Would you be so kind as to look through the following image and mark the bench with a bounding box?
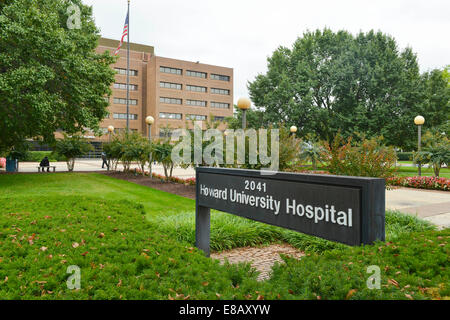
[37,166,56,173]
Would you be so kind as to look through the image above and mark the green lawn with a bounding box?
[394,166,450,178]
[0,173,448,300]
[0,173,193,217]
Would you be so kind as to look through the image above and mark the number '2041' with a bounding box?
[244,180,267,192]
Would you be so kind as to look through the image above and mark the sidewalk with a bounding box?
[386,188,450,229]
[14,159,196,178]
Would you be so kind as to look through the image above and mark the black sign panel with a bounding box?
[195,168,385,256]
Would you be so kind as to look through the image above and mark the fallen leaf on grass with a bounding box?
[346,289,357,300]
[405,294,414,300]
[81,251,88,256]
[72,242,79,248]
[388,279,399,287]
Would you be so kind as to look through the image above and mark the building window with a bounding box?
[186,114,207,121]
[211,74,230,82]
[115,128,138,134]
[211,88,230,95]
[211,102,230,109]
[212,116,226,121]
[160,82,182,90]
[186,99,207,107]
[186,70,207,79]
[114,83,138,91]
[186,85,207,93]
[160,66,182,75]
[113,98,138,105]
[159,97,182,105]
[113,113,138,120]
[159,129,182,138]
[159,112,182,120]
[114,68,138,76]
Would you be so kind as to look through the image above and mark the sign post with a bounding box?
[195,167,385,257]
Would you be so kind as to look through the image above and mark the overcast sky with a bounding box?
[82,0,449,105]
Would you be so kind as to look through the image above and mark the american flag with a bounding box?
[114,10,129,56]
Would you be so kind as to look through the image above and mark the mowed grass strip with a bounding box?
[0,173,194,217]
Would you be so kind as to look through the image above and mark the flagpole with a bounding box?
[126,0,130,133]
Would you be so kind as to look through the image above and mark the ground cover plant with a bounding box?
[0,173,448,300]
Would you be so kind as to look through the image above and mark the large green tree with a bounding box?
[0,0,116,152]
[248,29,447,149]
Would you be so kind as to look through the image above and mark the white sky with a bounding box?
[82,0,449,105]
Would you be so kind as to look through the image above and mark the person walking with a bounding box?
[101,152,109,169]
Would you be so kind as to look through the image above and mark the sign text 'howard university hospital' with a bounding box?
[195,168,385,256]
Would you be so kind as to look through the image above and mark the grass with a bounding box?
[0,173,448,300]
[0,173,193,217]
[150,210,436,253]
[394,166,450,178]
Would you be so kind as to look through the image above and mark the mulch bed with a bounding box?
[101,171,196,200]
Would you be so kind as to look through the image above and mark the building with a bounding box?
[96,38,234,140]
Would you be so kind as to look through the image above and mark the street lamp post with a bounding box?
[237,98,251,130]
[107,125,114,171]
[414,115,425,176]
[145,116,155,178]
[290,125,298,136]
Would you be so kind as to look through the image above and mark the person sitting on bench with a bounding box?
[39,156,50,172]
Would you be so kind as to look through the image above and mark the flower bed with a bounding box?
[131,168,196,186]
[387,176,450,191]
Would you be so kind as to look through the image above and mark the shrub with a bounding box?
[397,152,414,161]
[413,131,450,177]
[174,123,301,172]
[103,132,151,174]
[298,140,324,170]
[322,134,397,179]
[53,134,92,171]
[152,139,175,180]
[24,151,65,162]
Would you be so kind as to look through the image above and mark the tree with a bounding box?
[152,139,175,180]
[120,132,151,175]
[248,29,443,149]
[419,67,450,129]
[225,105,268,130]
[299,140,323,170]
[0,0,116,152]
[54,134,92,171]
[414,131,450,177]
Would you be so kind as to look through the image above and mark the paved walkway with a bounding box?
[14,159,196,178]
[386,188,450,229]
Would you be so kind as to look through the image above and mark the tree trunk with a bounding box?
[433,164,440,177]
[67,158,75,172]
